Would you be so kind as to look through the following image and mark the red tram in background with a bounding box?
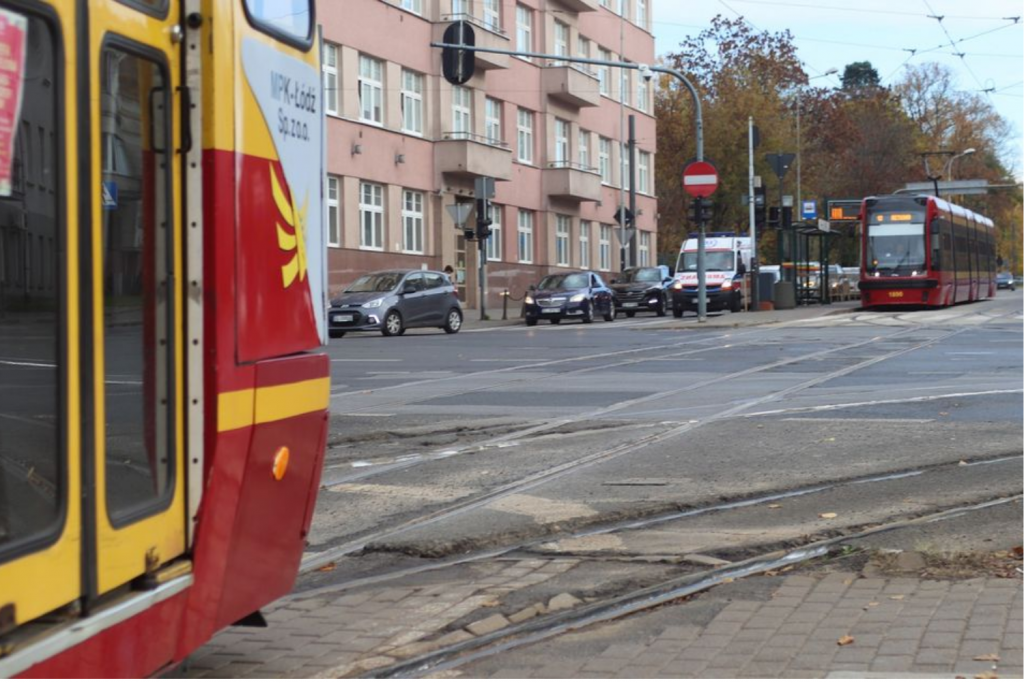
[859,194,997,308]
[0,0,329,677]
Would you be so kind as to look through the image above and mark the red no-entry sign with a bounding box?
[682,160,719,198]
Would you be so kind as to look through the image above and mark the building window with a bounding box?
[327,175,341,247]
[577,36,591,59]
[599,0,610,7]
[556,215,570,266]
[452,0,467,15]
[578,129,590,169]
[554,118,569,165]
[486,204,503,261]
[401,69,424,135]
[516,5,532,60]
[485,97,502,144]
[619,67,629,104]
[639,231,650,266]
[483,0,501,31]
[616,0,626,17]
[402,190,424,253]
[452,85,472,136]
[518,209,534,263]
[621,143,632,191]
[323,43,339,116]
[359,181,384,250]
[636,0,647,29]
[599,224,612,271]
[598,136,611,184]
[401,0,423,13]
[639,151,650,194]
[579,220,591,268]
[637,77,648,113]
[359,54,383,125]
[517,107,533,164]
[597,48,611,95]
[553,20,569,64]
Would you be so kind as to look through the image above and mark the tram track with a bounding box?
[361,493,1023,679]
[302,323,968,573]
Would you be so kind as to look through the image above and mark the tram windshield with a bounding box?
[678,251,734,272]
[867,223,926,275]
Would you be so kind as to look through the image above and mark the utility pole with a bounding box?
[474,176,494,321]
[628,115,637,267]
[748,117,758,311]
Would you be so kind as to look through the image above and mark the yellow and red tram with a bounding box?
[859,194,997,308]
[0,0,329,676]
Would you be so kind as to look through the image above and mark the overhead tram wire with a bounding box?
[922,0,990,92]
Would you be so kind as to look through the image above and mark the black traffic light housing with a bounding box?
[754,185,766,227]
[687,197,713,223]
[463,228,476,241]
[475,197,492,241]
[767,206,780,228]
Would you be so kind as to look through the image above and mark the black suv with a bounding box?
[610,265,673,317]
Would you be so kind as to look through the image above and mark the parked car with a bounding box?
[523,271,616,326]
[610,265,673,317]
[328,270,463,338]
[825,264,853,300]
[996,271,1016,291]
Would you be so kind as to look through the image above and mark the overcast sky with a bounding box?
[651,0,1024,178]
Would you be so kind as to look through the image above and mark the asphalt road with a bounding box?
[300,292,1023,587]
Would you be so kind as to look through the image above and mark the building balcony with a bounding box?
[549,0,599,12]
[542,64,601,108]
[543,162,602,202]
[435,133,512,181]
[433,15,509,71]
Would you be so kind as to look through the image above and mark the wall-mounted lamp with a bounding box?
[351,143,362,156]
[395,153,406,164]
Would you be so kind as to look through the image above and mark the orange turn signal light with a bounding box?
[272,446,290,481]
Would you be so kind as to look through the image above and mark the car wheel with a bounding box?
[655,296,667,317]
[443,308,463,334]
[603,301,615,322]
[582,301,594,324]
[673,306,683,318]
[625,310,636,318]
[525,317,537,327]
[381,310,404,337]
[328,330,346,339]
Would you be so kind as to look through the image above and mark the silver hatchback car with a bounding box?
[328,270,463,338]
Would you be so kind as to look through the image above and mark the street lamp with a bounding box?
[796,68,838,210]
[922,148,976,197]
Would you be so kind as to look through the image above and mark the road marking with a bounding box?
[944,351,994,355]
[0,359,56,368]
[331,359,401,362]
[470,358,551,362]
[743,389,1023,418]
[781,417,935,423]
[335,413,396,418]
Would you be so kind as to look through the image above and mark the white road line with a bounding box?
[781,417,935,423]
[742,389,1023,418]
[331,359,401,362]
[470,359,552,362]
[0,359,56,368]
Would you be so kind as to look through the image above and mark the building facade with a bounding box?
[318,0,657,309]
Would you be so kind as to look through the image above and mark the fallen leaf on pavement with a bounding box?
[721,577,734,584]
[973,654,1000,662]
[973,672,998,679]
[819,512,838,519]
[889,595,905,600]
[863,602,879,609]
[780,565,794,572]
[317,562,337,573]
[837,635,855,646]
[959,460,969,466]
[1012,546,1023,558]
[768,504,782,509]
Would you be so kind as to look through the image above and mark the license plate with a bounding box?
[542,307,560,314]
[623,302,638,308]
[333,314,354,322]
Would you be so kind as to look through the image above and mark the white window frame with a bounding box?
[616,0,626,18]
[639,231,650,267]
[636,0,647,29]
[359,182,384,250]
[485,97,502,145]
[483,0,501,31]
[577,36,590,60]
[401,69,424,136]
[598,136,611,184]
[578,129,590,169]
[639,151,650,194]
[402,189,425,254]
[486,204,503,261]
[599,224,612,271]
[452,85,472,137]
[517,107,533,164]
[637,77,648,113]
[619,67,629,104]
[579,220,591,268]
[452,0,467,15]
[555,215,570,267]
[359,54,384,125]
[326,175,341,247]
[518,209,534,264]
[400,0,423,14]
[553,20,569,64]
[516,5,532,61]
[597,48,611,96]
[554,118,569,165]
[323,43,339,117]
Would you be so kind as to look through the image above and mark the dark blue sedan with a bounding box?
[523,271,617,326]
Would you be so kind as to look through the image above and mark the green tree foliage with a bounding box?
[841,61,881,93]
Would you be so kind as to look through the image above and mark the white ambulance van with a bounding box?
[670,233,751,316]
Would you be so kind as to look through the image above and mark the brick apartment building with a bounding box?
[318,0,657,310]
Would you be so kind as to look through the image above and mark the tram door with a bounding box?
[87,0,187,597]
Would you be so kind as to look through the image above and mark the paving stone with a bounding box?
[928,619,968,634]
[580,657,632,673]
[466,613,510,636]
[877,639,920,656]
[508,603,545,624]
[631,652,676,669]
[921,631,962,648]
[600,643,648,660]
[739,660,788,676]
[868,655,915,672]
[657,625,702,641]
[547,592,583,611]
[915,647,958,665]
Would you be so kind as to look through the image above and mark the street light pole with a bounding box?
[796,68,837,210]
[921,148,975,198]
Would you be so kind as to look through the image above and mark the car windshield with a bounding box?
[345,273,403,293]
[538,273,589,290]
[622,267,662,283]
[678,251,733,272]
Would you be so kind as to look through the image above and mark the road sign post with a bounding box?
[683,160,719,323]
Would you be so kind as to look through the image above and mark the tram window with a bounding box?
[100,47,175,523]
[244,0,313,46]
[0,11,63,558]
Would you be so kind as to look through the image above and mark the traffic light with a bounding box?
[767,206,780,228]
[475,198,492,240]
[754,185,766,227]
[463,228,476,241]
[781,205,793,230]
[687,197,713,223]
